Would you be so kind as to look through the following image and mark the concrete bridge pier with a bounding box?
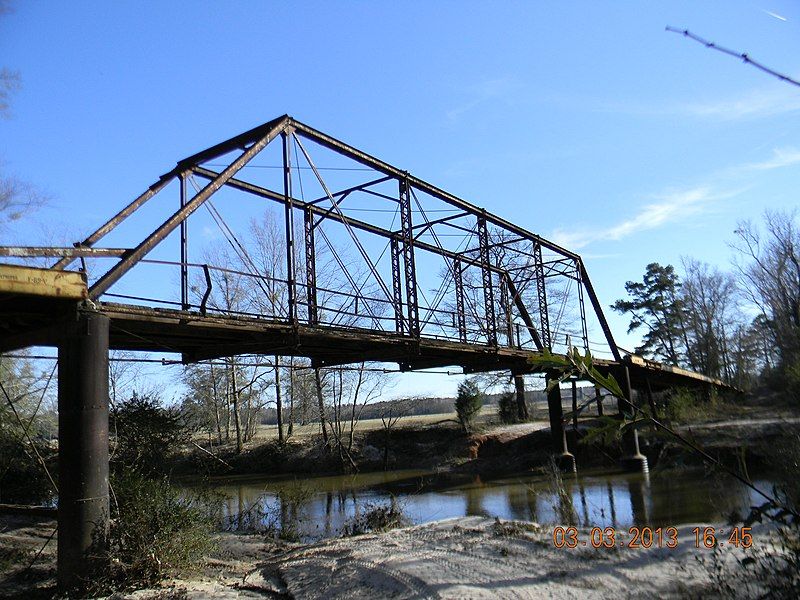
[57,310,111,591]
[618,366,648,475]
[546,374,576,473]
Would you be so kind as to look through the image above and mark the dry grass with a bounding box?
[247,407,506,443]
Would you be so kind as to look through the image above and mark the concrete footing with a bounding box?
[620,453,649,474]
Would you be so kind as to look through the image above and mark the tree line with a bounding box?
[611,210,799,395]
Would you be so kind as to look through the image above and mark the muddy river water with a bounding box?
[190,467,771,541]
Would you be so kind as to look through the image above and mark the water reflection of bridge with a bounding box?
[209,469,758,540]
[0,116,730,587]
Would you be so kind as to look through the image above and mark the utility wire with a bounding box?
[666,26,800,88]
[5,353,462,375]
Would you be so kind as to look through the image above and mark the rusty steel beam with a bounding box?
[399,178,420,338]
[306,175,393,209]
[282,130,297,324]
[503,273,544,350]
[577,259,620,361]
[303,208,318,325]
[477,215,497,346]
[190,166,507,275]
[175,114,291,171]
[533,242,551,350]
[52,172,177,270]
[179,173,189,310]
[1,247,130,258]
[290,118,580,261]
[89,120,288,299]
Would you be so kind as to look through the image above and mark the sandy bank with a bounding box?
[0,513,773,598]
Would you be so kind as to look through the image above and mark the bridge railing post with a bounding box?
[57,310,110,591]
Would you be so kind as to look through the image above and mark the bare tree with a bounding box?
[326,362,392,470]
[680,258,740,380]
[379,396,418,470]
[732,211,800,371]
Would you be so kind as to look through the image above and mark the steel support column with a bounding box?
[57,311,110,590]
[453,258,467,343]
[595,384,604,416]
[398,178,420,337]
[501,275,513,346]
[576,261,589,352]
[619,366,648,474]
[514,374,529,421]
[303,208,318,325]
[179,173,189,310]
[282,131,297,324]
[533,242,551,350]
[571,380,579,432]
[477,215,497,346]
[390,238,404,334]
[545,373,576,472]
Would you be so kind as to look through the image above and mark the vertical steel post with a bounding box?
[571,380,579,432]
[453,258,467,343]
[545,373,575,472]
[576,261,589,353]
[477,215,497,346]
[303,208,318,325]
[179,172,189,310]
[533,242,551,350]
[595,383,604,416]
[58,310,110,591]
[619,366,648,474]
[501,275,514,347]
[514,374,529,421]
[390,238,404,334]
[398,178,419,337]
[282,131,297,324]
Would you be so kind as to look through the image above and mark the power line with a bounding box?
[2,354,462,375]
[666,26,800,88]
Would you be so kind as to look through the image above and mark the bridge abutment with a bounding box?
[57,310,111,591]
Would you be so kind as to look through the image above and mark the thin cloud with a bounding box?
[593,87,800,121]
[445,77,521,121]
[551,186,735,250]
[744,147,800,171]
[550,143,800,251]
[678,88,800,120]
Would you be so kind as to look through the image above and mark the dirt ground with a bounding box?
[1,514,768,599]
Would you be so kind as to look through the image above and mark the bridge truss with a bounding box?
[1,114,620,371]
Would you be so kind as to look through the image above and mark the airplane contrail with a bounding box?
[763,9,787,22]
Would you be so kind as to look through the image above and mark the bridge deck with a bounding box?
[0,265,728,391]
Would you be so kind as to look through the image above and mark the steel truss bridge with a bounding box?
[0,115,727,588]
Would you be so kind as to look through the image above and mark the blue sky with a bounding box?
[2,1,799,399]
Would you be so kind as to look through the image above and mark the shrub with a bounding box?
[455,379,483,433]
[0,430,53,504]
[497,390,518,425]
[108,472,215,587]
[112,392,190,476]
[343,499,407,536]
[786,357,800,402]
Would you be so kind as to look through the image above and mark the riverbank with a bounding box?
[0,514,772,598]
[173,397,800,483]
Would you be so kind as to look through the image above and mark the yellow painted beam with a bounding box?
[0,264,87,300]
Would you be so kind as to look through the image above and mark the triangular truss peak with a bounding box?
[0,115,624,370]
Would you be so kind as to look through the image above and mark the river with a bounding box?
[188,467,770,542]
